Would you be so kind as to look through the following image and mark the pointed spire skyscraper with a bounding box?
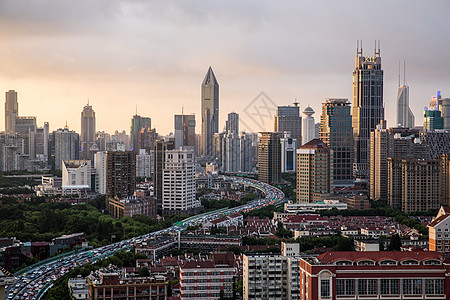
[201,67,219,157]
[396,61,415,128]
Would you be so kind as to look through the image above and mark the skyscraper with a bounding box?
[296,139,333,203]
[258,132,282,184]
[274,103,302,147]
[201,67,219,157]
[302,106,315,145]
[320,98,354,186]
[130,115,151,152]
[352,42,384,180]
[174,114,196,150]
[280,132,296,173]
[80,102,96,160]
[5,90,18,135]
[225,112,239,135]
[396,64,415,128]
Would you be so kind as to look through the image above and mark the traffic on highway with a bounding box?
[6,177,285,300]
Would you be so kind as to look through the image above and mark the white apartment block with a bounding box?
[62,160,92,189]
[162,149,198,213]
[244,243,300,300]
[94,151,107,194]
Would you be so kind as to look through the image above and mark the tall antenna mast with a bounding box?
[403,60,406,85]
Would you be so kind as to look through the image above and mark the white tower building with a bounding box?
[302,106,316,145]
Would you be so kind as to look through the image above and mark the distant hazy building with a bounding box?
[106,151,136,198]
[80,103,96,160]
[201,67,219,157]
[174,114,195,150]
[274,103,302,147]
[297,139,333,203]
[320,98,353,186]
[280,132,296,172]
[225,112,239,135]
[396,78,414,128]
[441,98,450,130]
[51,125,80,170]
[136,149,153,178]
[388,158,441,212]
[352,43,384,180]
[130,115,151,152]
[258,132,282,184]
[5,90,18,135]
[302,106,315,145]
[162,148,198,215]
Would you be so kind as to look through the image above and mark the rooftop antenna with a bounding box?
[403,60,406,85]
[87,98,89,106]
[135,104,138,116]
[357,40,363,56]
[398,61,401,87]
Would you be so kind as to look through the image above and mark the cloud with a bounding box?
[0,0,449,133]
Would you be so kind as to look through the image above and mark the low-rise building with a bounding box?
[107,192,156,219]
[180,252,237,300]
[86,266,168,300]
[299,251,450,299]
[68,276,89,300]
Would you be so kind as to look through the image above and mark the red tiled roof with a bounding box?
[428,214,450,227]
[316,251,443,264]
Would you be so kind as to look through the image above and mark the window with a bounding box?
[336,279,355,296]
[357,260,375,266]
[403,279,422,295]
[380,279,399,295]
[320,279,331,298]
[402,260,419,265]
[358,279,377,295]
[425,279,444,295]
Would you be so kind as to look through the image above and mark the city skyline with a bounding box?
[0,1,449,135]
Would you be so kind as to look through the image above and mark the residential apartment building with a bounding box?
[428,206,450,253]
[106,151,136,198]
[162,149,198,215]
[258,132,282,184]
[297,139,333,203]
[388,158,441,212]
[179,253,236,300]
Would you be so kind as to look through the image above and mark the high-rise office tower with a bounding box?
[258,132,282,184]
[51,124,80,170]
[80,103,96,160]
[130,115,151,152]
[5,90,18,135]
[296,139,333,203]
[302,106,315,145]
[274,103,302,147]
[174,114,196,149]
[320,98,354,186]
[154,139,175,209]
[225,112,239,135]
[396,63,414,128]
[137,128,157,154]
[162,149,198,215]
[106,151,136,198]
[352,42,384,180]
[201,67,219,157]
[280,132,296,173]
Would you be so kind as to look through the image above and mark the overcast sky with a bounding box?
[0,0,449,135]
